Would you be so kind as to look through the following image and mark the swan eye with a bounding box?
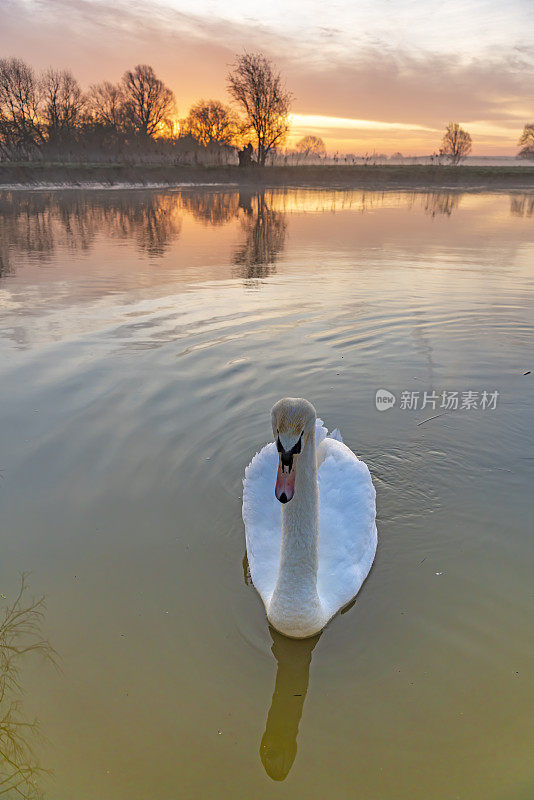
[291,436,302,455]
[276,436,283,453]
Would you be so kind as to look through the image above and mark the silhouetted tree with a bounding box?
[517,123,534,159]
[121,64,176,137]
[0,58,42,157]
[87,81,125,130]
[227,52,292,166]
[439,122,472,165]
[296,135,325,158]
[41,69,85,143]
[182,99,240,147]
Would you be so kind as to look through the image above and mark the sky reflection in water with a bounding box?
[0,188,533,799]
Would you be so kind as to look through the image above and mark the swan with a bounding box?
[242,397,377,638]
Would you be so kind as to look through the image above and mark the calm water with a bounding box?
[0,188,533,799]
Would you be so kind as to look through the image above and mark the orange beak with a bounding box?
[275,456,297,503]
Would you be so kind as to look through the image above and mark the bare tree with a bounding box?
[182,99,240,147]
[296,135,325,158]
[0,58,42,157]
[227,52,292,166]
[439,122,472,165]
[41,69,85,142]
[121,64,176,137]
[87,81,125,130]
[517,123,534,159]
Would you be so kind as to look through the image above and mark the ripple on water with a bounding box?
[1,188,533,799]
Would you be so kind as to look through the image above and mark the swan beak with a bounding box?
[275,456,297,503]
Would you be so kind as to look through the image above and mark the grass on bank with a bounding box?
[1,162,534,189]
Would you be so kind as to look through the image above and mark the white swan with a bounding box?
[242,397,377,638]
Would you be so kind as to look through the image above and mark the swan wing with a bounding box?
[242,442,281,607]
[243,421,376,617]
[317,438,377,619]
[315,417,329,446]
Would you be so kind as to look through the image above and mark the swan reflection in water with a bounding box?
[0,574,55,799]
[242,552,320,781]
[260,627,321,781]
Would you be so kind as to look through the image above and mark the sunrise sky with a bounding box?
[2,0,533,155]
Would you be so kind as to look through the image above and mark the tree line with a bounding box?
[0,60,174,158]
[1,52,533,164]
[0,52,294,164]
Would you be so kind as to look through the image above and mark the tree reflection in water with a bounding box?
[180,191,240,226]
[0,192,182,274]
[0,575,56,799]
[510,194,534,217]
[233,191,287,281]
[421,192,462,217]
[0,188,475,282]
[260,627,321,781]
[110,197,182,257]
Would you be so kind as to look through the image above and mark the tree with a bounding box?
[87,81,125,130]
[182,99,239,147]
[121,64,176,137]
[41,69,85,142]
[518,123,534,159]
[439,122,472,165]
[0,57,42,157]
[296,135,325,158]
[227,52,292,166]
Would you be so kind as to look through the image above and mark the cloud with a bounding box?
[290,114,437,132]
[288,47,534,127]
[1,0,533,153]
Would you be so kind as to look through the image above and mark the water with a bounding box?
[0,187,533,799]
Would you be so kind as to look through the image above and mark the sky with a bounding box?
[2,0,534,154]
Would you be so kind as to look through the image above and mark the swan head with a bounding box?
[271,398,316,504]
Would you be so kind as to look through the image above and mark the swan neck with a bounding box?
[268,429,323,636]
[281,430,319,562]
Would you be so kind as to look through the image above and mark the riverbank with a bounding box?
[1,162,534,190]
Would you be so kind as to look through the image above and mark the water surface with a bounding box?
[0,187,533,799]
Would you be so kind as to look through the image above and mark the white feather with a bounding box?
[243,418,377,626]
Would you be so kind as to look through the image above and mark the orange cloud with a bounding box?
[1,0,532,155]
